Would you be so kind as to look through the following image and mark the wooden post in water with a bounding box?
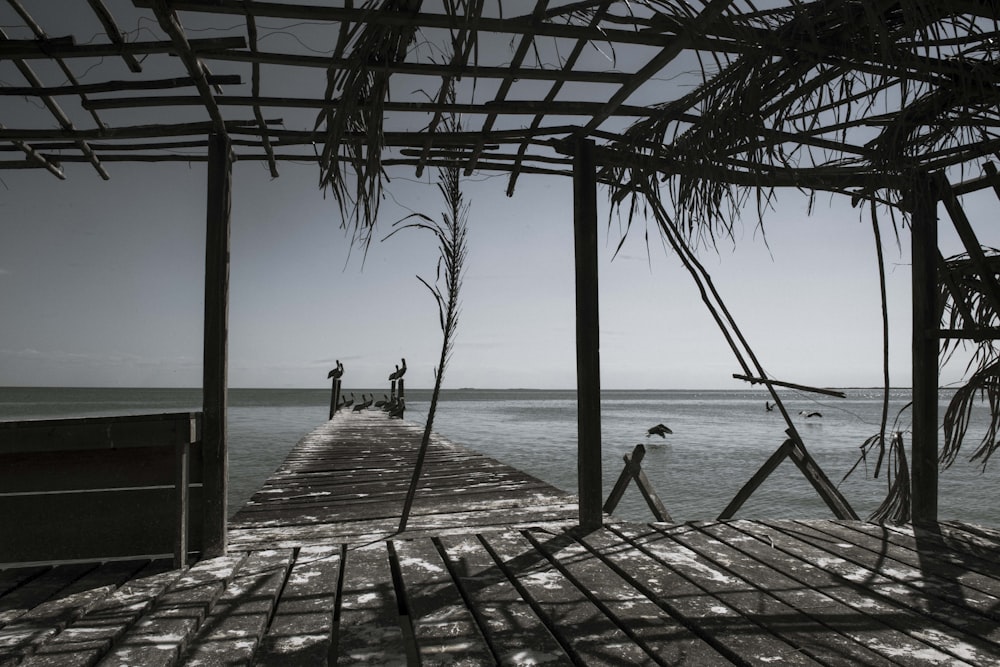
[398,378,405,416]
[911,173,939,524]
[573,136,602,531]
[329,377,341,419]
[202,133,231,557]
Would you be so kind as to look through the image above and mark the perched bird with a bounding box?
[375,394,389,408]
[396,358,407,379]
[647,423,673,438]
[388,397,405,418]
[353,394,368,412]
[388,364,400,381]
[799,410,822,418]
[341,393,355,409]
[327,360,344,379]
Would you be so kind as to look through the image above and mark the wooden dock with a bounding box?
[4,412,1000,665]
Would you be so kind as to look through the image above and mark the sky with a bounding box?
[1,2,997,391]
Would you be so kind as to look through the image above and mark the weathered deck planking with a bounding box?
[4,412,1000,664]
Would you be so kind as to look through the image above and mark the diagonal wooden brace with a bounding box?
[603,444,673,522]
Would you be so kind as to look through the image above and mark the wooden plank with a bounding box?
[0,442,203,492]
[0,560,148,666]
[699,520,969,665]
[525,527,729,664]
[391,537,494,665]
[729,519,989,664]
[0,412,199,454]
[19,560,179,667]
[481,530,652,662]
[98,551,248,666]
[0,564,96,628]
[0,488,202,562]
[772,520,1000,651]
[810,521,1000,605]
[255,544,342,665]
[180,549,293,665]
[435,534,571,665]
[335,542,408,662]
[663,522,897,666]
[583,525,816,664]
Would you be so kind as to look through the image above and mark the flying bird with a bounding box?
[799,410,822,418]
[765,401,774,412]
[647,423,673,438]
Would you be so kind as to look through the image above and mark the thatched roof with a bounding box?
[4,0,999,227]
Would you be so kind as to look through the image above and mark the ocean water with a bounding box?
[2,386,998,525]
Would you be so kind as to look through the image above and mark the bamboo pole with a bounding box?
[574,136,602,532]
[201,133,232,557]
[911,173,939,524]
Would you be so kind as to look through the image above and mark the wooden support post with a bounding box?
[911,173,939,524]
[398,378,405,416]
[574,136,602,531]
[329,378,341,419]
[391,379,397,400]
[173,437,190,569]
[202,132,231,557]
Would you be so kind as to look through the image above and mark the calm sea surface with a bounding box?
[2,386,998,525]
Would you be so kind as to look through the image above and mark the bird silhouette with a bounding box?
[765,401,774,412]
[388,397,405,418]
[353,393,368,411]
[341,393,355,409]
[388,364,400,381]
[374,394,389,408]
[396,358,407,379]
[647,423,673,438]
[799,410,822,418]
[327,360,344,379]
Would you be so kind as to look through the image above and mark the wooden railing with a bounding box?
[0,412,202,567]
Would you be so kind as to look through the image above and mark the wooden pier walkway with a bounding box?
[4,412,1000,665]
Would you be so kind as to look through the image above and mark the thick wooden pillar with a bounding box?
[202,133,231,556]
[573,136,602,531]
[911,173,938,524]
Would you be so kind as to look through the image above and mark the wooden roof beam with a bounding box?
[132,0,706,50]
[504,0,613,195]
[0,123,64,179]
[147,0,227,134]
[87,0,143,72]
[0,75,242,97]
[7,0,109,131]
[242,0,278,178]
[0,26,109,179]
[0,36,246,59]
[204,48,632,83]
[463,0,550,176]
[582,0,735,135]
[413,0,484,178]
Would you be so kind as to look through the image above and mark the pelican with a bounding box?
[374,394,389,408]
[799,410,822,418]
[388,364,400,381]
[388,397,405,418]
[396,358,407,378]
[341,393,355,409]
[327,360,344,379]
[647,423,673,438]
[353,393,368,411]
[765,401,774,412]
